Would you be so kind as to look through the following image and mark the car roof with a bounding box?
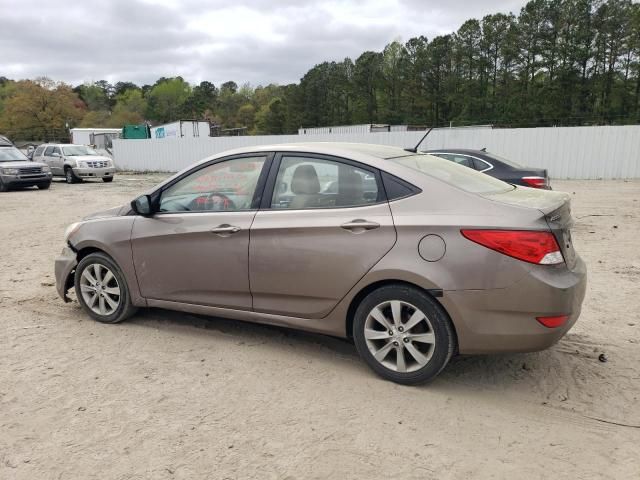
[215,142,419,160]
[425,148,487,155]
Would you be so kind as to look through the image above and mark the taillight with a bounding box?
[536,315,569,328]
[460,229,564,265]
[521,176,547,188]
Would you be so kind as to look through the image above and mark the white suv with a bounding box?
[33,144,116,184]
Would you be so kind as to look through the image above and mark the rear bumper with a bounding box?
[441,256,587,354]
[55,246,77,302]
[1,173,52,186]
[72,167,115,179]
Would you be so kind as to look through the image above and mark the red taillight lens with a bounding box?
[460,229,564,265]
[522,176,547,188]
[536,315,569,328]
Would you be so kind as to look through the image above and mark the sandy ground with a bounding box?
[1,175,639,480]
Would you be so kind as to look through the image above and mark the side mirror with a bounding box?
[131,195,154,216]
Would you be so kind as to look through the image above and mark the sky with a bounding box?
[1,0,528,88]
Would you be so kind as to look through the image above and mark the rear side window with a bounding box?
[271,156,380,209]
[391,154,513,195]
[382,172,419,201]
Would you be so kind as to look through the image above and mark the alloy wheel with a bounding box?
[364,300,436,373]
[79,263,121,316]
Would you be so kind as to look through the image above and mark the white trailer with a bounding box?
[150,120,211,139]
[70,128,121,145]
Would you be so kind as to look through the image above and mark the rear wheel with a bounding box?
[353,285,455,385]
[65,167,80,184]
[102,177,113,183]
[74,252,137,323]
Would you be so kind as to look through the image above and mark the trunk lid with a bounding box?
[482,186,576,268]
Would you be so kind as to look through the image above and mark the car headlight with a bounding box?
[77,161,88,168]
[1,168,19,175]
[42,165,51,173]
[64,222,82,241]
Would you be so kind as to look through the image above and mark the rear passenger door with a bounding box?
[249,153,397,318]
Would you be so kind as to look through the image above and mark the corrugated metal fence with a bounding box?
[112,125,640,179]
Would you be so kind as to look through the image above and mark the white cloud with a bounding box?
[0,0,528,86]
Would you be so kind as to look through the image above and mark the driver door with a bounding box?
[131,154,270,310]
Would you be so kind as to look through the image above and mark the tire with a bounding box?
[74,252,138,324]
[102,177,113,183]
[65,167,80,184]
[353,284,456,385]
[37,182,51,190]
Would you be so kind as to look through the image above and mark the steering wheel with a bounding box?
[188,192,237,211]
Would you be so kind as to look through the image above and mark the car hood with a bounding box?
[0,161,48,169]
[83,205,128,220]
[482,185,570,215]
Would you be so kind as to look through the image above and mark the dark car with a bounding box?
[425,149,551,189]
[0,135,53,191]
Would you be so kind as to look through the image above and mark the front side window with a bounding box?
[271,156,380,210]
[52,147,61,156]
[159,156,266,213]
[44,146,54,156]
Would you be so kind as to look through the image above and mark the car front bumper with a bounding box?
[441,256,587,354]
[72,167,115,179]
[55,246,78,302]
[1,172,52,186]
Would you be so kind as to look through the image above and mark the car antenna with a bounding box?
[404,126,434,153]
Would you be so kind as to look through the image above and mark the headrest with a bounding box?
[291,165,321,195]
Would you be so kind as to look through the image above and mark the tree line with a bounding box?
[1,0,639,141]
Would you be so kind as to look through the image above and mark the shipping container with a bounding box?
[150,120,211,139]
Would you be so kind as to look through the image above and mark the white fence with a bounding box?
[111,125,640,179]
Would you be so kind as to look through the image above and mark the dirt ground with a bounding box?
[1,175,639,480]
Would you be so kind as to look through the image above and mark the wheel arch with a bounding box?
[345,279,458,349]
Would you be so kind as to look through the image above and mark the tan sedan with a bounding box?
[55,143,587,384]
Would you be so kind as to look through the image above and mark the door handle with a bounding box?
[210,224,241,235]
[340,219,380,232]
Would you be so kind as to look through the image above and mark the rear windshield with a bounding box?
[484,151,523,168]
[391,154,514,194]
[0,147,28,162]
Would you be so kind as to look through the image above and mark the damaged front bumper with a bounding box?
[55,245,77,302]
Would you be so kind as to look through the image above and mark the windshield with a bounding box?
[0,147,29,162]
[62,146,98,156]
[391,153,514,194]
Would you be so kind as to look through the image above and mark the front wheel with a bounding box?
[74,252,137,323]
[65,168,80,184]
[37,182,51,190]
[0,179,8,192]
[102,177,113,183]
[353,285,456,385]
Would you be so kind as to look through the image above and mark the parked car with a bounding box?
[32,144,115,184]
[0,136,52,191]
[426,149,551,189]
[55,143,586,384]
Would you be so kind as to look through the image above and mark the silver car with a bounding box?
[33,144,115,184]
[55,143,587,384]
